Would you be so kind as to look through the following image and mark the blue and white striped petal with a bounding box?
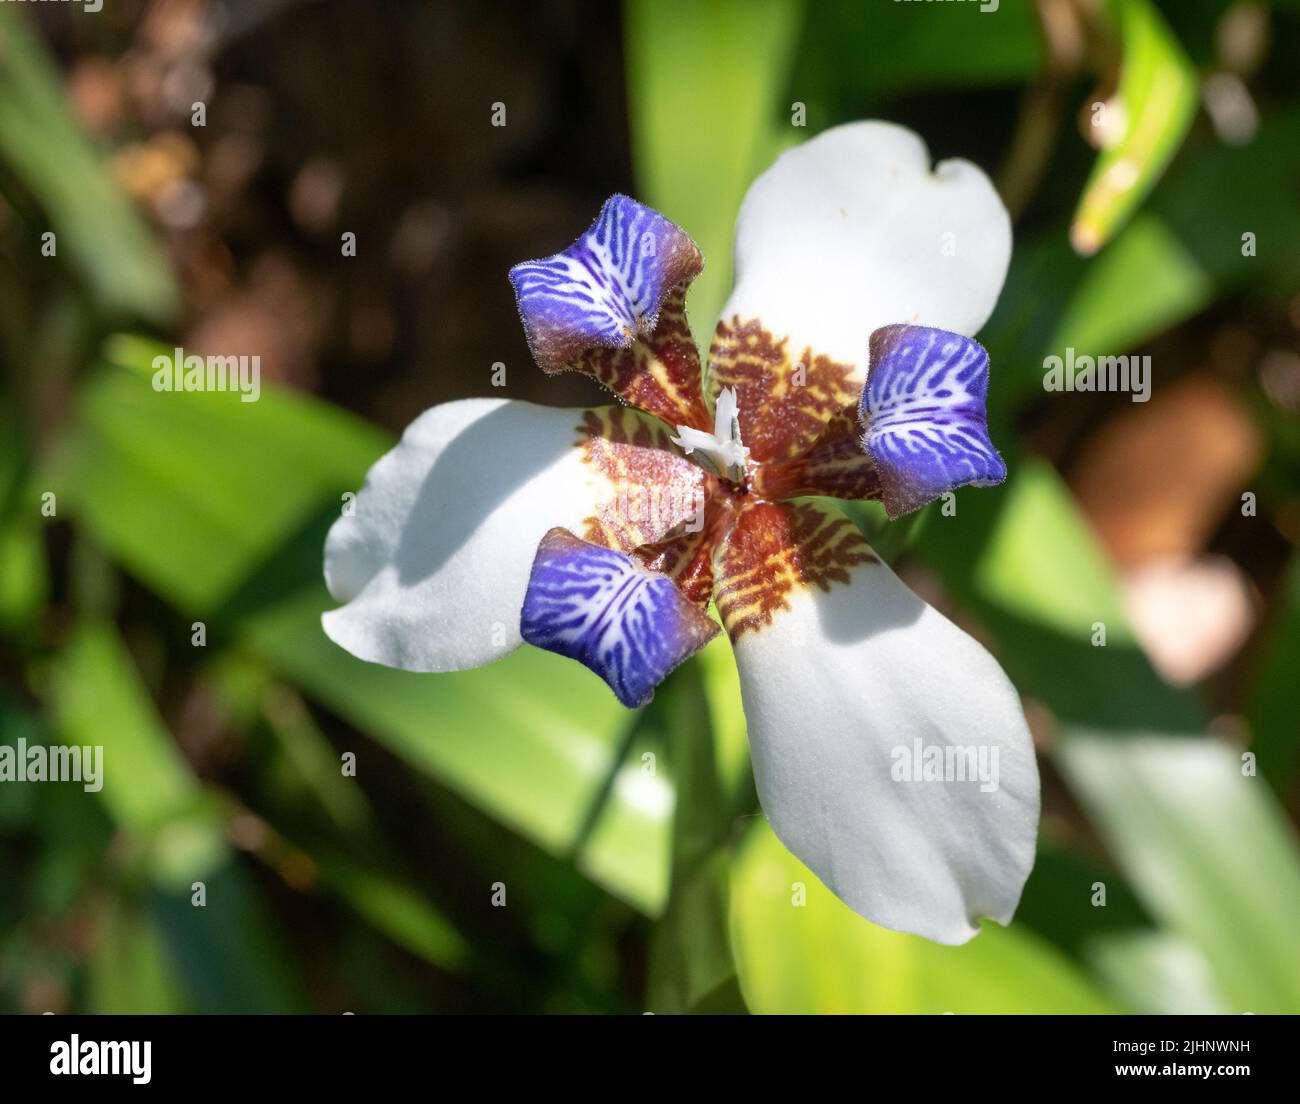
[508,195,703,372]
[520,528,718,709]
[861,324,1007,519]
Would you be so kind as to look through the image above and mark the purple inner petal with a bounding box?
[520,528,717,709]
[860,324,1007,518]
[508,194,701,371]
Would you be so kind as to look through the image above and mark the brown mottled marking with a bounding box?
[752,406,881,501]
[566,284,713,431]
[563,309,891,642]
[712,500,877,638]
[576,407,712,552]
[708,316,860,464]
[634,495,735,607]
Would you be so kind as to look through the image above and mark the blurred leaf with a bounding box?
[695,632,751,804]
[916,460,1203,730]
[647,663,744,1014]
[1087,930,1229,1015]
[87,898,185,1015]
[237,575,670,913]
[0,409,45,634]
[0,16,178,322]
[1151,107,1300,295]
[1071,0,1198,255]
[50,622,223,880]
[255,680,377,837]
[625,0,804,345]
[0,695,42,830]
[49,621,306,1011]
[149,864,306,1013]
[0,518,45,633]
[730,822,1116,1013]
[48,343,389,613]
[1246,554,1300,801]
[974,460,1134,643]
[986,106,1300,420]
[311,850,469,972]
[1057,731,1300,1012]
[796,0,1040,101]
[1049,212,1214,367]
[1013,835,1152,956]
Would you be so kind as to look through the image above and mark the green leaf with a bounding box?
[625,0,804,346]
[1070,0,1198,255]
[647,662,744,1013]
[49,622,222,877]
[796,0,1040,100]
[0,516,46,633]
[1057,731,1300,1012]
[973,460,1133,644]
[730,822,1116,1013]
[87,898,186,1015]
[984,107,1300,420]
[48,343,389,613]
[0,16,179,322]
[1047,212,1214,367]
[695,632,752,804]
[48,622,306,1011]
[1246,554,1300,801]
[916,460,1203,730]
[0,409,46,635]
[149,864,306,1013]
[1087,931,1229,1015]
[311,850,469,972]
[237,579,670,913]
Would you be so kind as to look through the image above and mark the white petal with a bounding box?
[722,121,1011,375]
[323,398,701,672]
[729,536,1039,945]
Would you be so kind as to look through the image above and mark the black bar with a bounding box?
[1,1013,1289,1089]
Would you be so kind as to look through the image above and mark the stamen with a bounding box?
[672,387,750,483]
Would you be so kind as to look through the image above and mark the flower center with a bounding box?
[670,387,751,486]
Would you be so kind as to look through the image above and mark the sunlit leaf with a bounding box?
[1070,0,1197,255]
[48,342,388,613]
[974,460,1133,644]
[731,822,1116,1013]
[625,0,804,344]
[1048,213,1213,366]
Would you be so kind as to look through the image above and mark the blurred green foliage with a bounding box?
[2,0,1299,1013]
